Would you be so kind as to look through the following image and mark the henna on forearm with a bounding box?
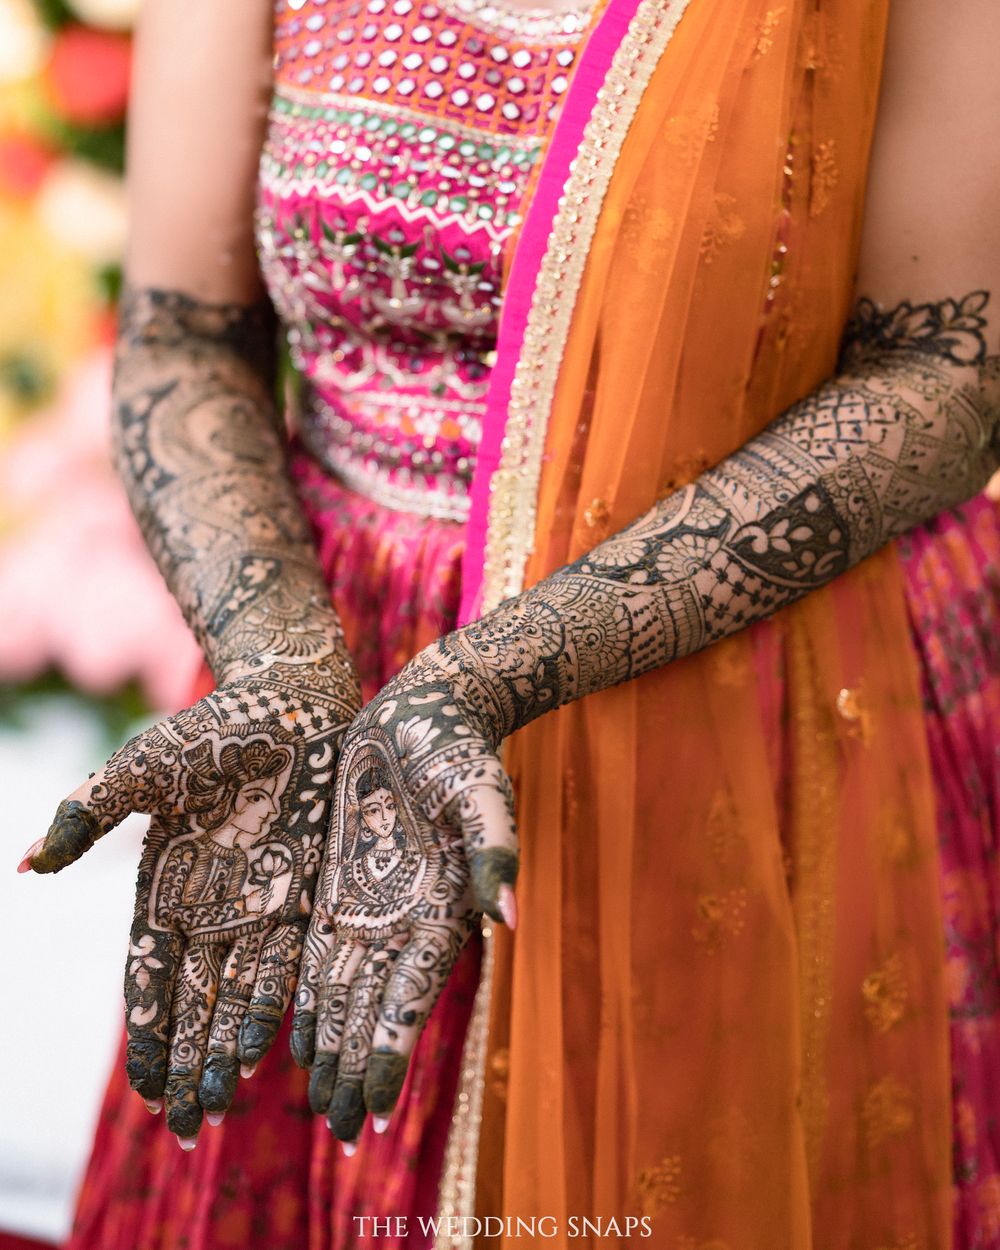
[297,291,1000,1135]
[435,291,1000,745]
[27,287,365,1143]
[113,286,347,686]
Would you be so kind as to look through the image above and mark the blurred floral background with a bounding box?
[0,2,199,1244]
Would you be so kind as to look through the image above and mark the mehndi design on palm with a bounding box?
[293,658,514,1141]
[35,652,354,1140]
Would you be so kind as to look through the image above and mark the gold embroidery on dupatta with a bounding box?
[788,626,837,1177]
[862,1077,915,1149]
[636,1154,682,1216]
[434,1,694,1243]
[861,952,909,1033]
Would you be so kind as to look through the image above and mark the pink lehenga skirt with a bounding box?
[66,453,1000,1250]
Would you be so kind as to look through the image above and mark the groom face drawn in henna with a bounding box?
[149,738,297,938]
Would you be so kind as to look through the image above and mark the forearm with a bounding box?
[439,292,1000,744]
[113,286,345,687]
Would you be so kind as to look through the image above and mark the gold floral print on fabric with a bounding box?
[877,801,924,870]
[620,196,676,274]
[662,96,720,167]
[708,640,751,688]
[751,6,786,59]
[705,789,745,861]
[835,682,873,744]
[582,496,611,532]
[692,888,750,951]
[635,1154,682,1217]
[487,1045,510,1099]
[862,953,909,1033]
[809,137,839,217]
[863,1077,915,1149]
[699,192,747,264]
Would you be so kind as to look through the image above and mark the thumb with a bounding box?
[27,725,174,874]
[450,753,520,927]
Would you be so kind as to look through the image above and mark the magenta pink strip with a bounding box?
[458,0,643,624]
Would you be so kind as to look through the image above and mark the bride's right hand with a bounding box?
[20,650,359,1146]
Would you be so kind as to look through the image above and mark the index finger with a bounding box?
[363,917,473,1118]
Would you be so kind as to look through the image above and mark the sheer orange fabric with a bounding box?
[473,0,951,1244]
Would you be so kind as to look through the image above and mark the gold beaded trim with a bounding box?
[434,1,692,1243]
[478,0,693,613]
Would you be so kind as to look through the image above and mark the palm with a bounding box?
[294,650,518,1141]
[32,658,358,1140]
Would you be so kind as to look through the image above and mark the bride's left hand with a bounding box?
[292,647,520,1143]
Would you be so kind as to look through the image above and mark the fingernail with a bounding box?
[205,1112,225,1127]
[240,1063,257,1080]
[342,1140,357,1158]
[176,1136,197,1152]
[16,838,45,874]
[373,1116,390,1135]
[143,1099,162,1115]
[497,884,518,930]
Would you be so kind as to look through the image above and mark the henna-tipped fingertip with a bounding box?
[16,838,45,874]
[364,1048,408,1116]
[328,1080,365,1142]
[469,846,519,923]
[126,1040,168,1102]
[237,1012,281,1068]
[289,1013,317,1069]
[31,801,101,874]
[308,1054,339,1116]
[199,1054,238,1113]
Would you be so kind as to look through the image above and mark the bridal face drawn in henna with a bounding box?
[29,287,360,1143]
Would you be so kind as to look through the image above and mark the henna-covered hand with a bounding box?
[21,286,363,1144]
[294,292,1000,1142]
[29,650,357,1141]
[292,649,516,1143]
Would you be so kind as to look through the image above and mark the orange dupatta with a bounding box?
[441,0,952,1245]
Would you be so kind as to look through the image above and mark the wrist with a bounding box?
[430,592,575,744]
[212,624,360,709]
